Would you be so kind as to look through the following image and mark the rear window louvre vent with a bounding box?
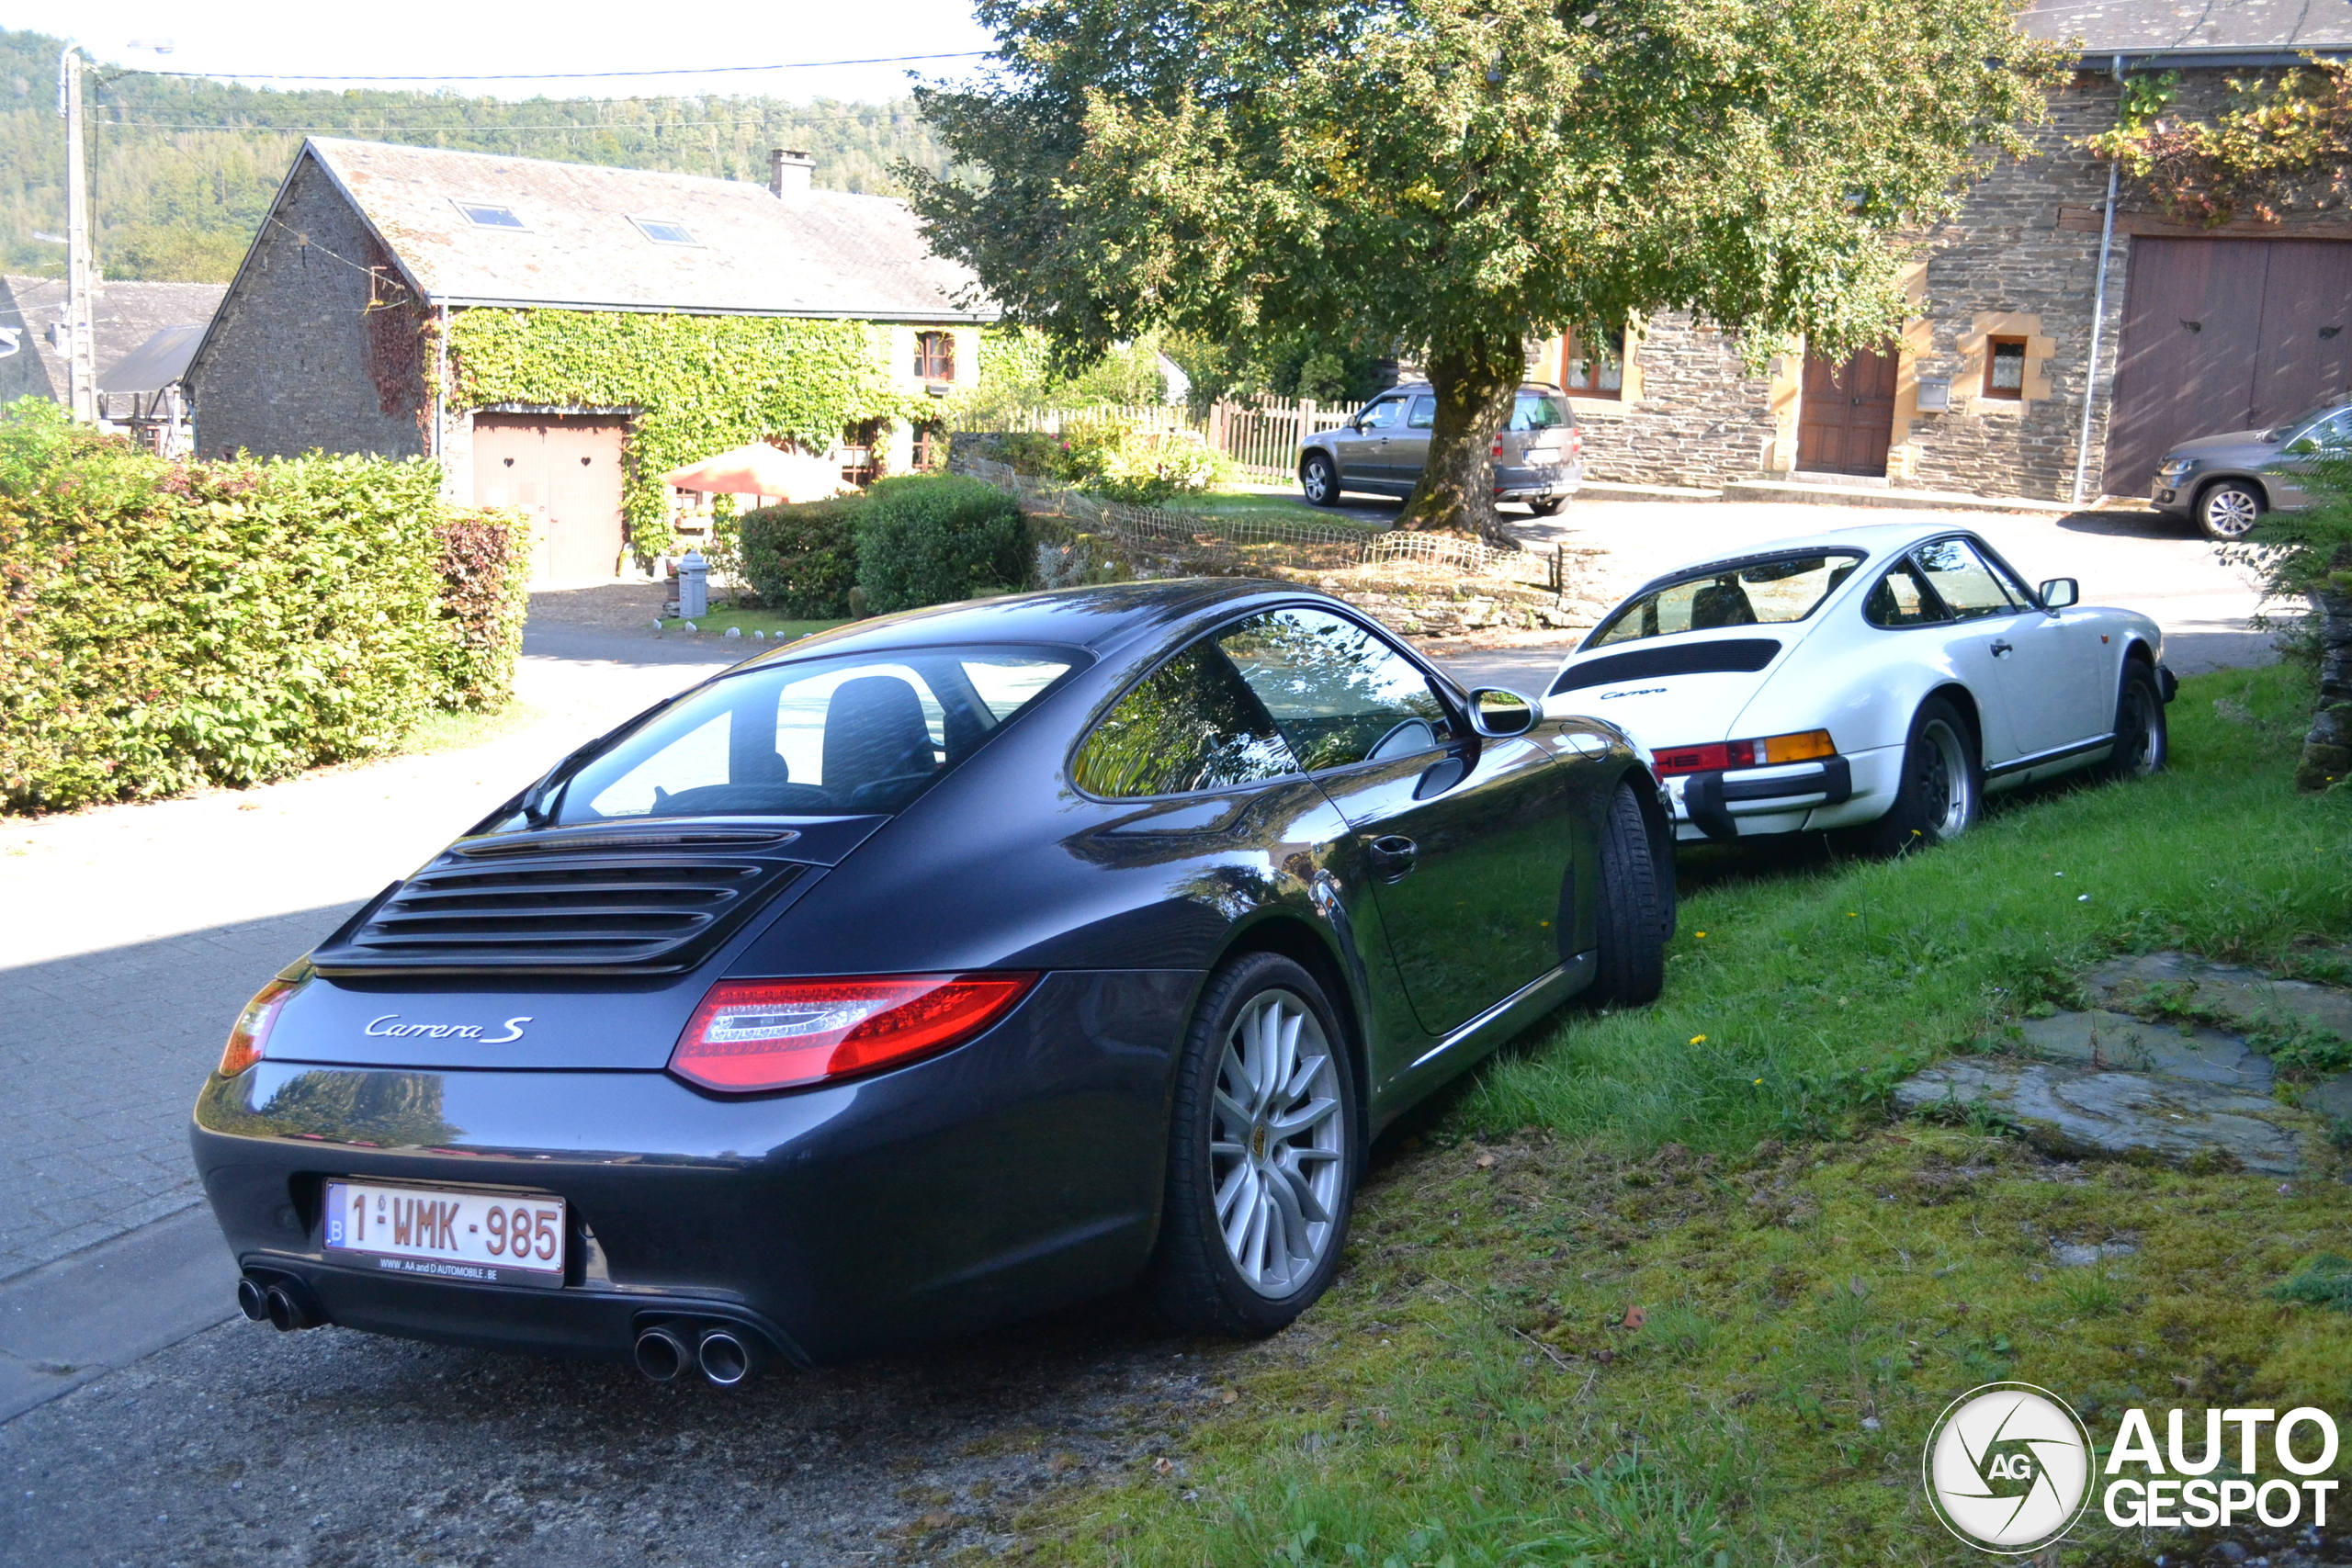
[311,854,805,974]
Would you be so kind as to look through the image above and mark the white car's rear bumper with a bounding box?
[1665,746,1904,841]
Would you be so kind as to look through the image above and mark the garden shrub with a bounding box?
[854,475,1030,614]
[978,419,1226,505]
[0,398,529,813]
[738,494,865,617]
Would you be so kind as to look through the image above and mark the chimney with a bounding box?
[770,148,814,196]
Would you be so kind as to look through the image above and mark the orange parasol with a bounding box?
[662,443,849,503]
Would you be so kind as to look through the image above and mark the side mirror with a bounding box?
[1467,687,1540,738]
[2038,578,2079,611]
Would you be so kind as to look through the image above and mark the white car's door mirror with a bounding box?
[1467,687,1540,738]
[2038,578,2079,611]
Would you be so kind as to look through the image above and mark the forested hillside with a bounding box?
[1,27,953,282]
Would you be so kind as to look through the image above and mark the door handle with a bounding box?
[1989,638,2014,657]
[1366,835,1419,882]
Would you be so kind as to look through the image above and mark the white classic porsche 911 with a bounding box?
[1547,523,2177,853]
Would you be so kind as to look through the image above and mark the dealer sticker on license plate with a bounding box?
[323,1179,566,1288]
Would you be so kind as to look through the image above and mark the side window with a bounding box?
[1863,559,1951,628]
[1071,642,1300,798]
[1216,608,1453,771]
[2313,411,2352,450]
[1913,538,2023,621]
[1358,397,1405,431]
[1406,395,1437,430]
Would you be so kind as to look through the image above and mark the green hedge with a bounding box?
[854,475,1030,615]
[738,495,865,618]
[0,399,531,813]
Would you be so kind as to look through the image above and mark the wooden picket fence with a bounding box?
[987,395,1367,480]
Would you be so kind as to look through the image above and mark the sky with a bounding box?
[13,0,1002,103]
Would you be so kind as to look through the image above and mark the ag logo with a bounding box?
[1922,1382,2094,1553]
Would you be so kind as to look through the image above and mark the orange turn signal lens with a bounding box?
[219,978,300,1077]
[1756,729,1837,765]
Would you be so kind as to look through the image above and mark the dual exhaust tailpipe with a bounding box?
[634,1321,759,1388]
[236,1272,322,1333]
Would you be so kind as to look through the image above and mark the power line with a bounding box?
[134,51,992,85]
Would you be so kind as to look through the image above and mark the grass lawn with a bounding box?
[1187,490,1394,530]
[1011,661,2352,1567]
[401,701,542,754]
[657,610,851,640]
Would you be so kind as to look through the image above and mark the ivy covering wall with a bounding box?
[445,309,933,558]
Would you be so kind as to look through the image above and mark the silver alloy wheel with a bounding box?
[2201,485,2261,538]
[1914,717,1973,840]
[1301,456,1333,504]
[1210,988,1345,1297]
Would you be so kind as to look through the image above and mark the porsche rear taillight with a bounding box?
[669,974,1039,1093]
[1652,729,1836,777]
[218,977,300,1077]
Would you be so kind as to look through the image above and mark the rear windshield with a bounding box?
[551,647,1075,821]
[1509,392,1572,431]
[1588,552,1863,649]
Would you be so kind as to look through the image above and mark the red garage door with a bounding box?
[2105,239,2352,493]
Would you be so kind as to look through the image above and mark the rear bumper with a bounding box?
[191,969,1196,1366]
[1495,457,1583,501]
[1665,748,1903,841]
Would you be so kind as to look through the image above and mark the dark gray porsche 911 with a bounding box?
[194,580,1670,1383]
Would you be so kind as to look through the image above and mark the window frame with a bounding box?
[1860,533,2046,631]
[1584,548,1867,650]
[1066,604,1470,802]
[1560,323,1626,401]
[628,215,701,247]
[1983,336,2029,400]
[451,199,527,231]
[1354,394,1408,431]
[913,331,956,382]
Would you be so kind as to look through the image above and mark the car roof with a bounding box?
[729,579,1312,669]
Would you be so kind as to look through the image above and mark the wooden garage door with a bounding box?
[1796,347,1900,478]
[2104,239,2352,493]
[472,414,628,582]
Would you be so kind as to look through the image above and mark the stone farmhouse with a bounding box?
[1529,0,2352,504]
[186,139,992,579]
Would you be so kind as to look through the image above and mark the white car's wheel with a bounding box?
[1861,696,1980,856]
[2105,661,2168,780]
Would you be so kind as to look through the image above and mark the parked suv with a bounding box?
[2149,399,2351,540]
[1299,382,1584,513]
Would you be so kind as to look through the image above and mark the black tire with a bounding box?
[2104,660,2169,781]
[1861,695,1981,856]
[2195,480,2263,541]
[1590,781,1668,1007]
[1147,953,1359,1337]
[1525,496,1566,516]
[1300,452,1341,507]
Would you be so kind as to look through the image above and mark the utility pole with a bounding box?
[58,44,96,425]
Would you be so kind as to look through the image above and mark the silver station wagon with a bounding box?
[1299,382,1584,514]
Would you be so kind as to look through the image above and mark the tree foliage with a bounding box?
[2240,451,2352,792]
[2086,61,2352,227]
[906,0,2062,542]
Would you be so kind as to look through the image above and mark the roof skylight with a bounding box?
[453,201,526,231]
[631,217,700,247]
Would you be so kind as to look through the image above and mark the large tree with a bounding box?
[907,0,2061,544]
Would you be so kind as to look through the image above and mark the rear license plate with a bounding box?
[323,1179,565,1288]
[1525,446,1559,464]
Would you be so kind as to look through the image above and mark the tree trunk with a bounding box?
[1396,338,1523,550]
[2293,545,2352,794]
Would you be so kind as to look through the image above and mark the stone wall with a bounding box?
[1575,313,1778,490]
[188,151,430,463]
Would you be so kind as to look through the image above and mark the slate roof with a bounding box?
[2021,0,2352,61]
[300,138,993,323]
[0,276,226,405]
[100,324,207,396]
